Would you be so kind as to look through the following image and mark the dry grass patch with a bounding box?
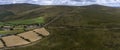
[33,28,50,36]
[2,35,30,47]
[18,31,42,42]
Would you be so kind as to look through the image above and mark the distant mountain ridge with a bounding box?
[0,0,120,7]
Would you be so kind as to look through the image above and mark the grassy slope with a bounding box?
[6,5,120,50]
[0,3,43,22]
[0,3,40,13]
[7,17,44,24]
[0,29,24,34]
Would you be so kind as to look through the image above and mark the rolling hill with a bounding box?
[1,4,120,50]
[0,4,120,25]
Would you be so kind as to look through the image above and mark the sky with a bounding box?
[0,0,120,7]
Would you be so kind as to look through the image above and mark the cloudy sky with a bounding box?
[0,0,120,7]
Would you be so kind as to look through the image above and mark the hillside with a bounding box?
[1,4,120,50]
[0,4,49,24]
[0,4,120,24]
[0,3,40,13]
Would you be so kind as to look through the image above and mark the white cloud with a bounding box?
[33,0,38,1]
[0,0,120,7]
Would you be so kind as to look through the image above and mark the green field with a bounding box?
[0,17,44,34]
[0,29,24,34]
[7,17,44,25]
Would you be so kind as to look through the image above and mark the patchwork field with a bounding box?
[0,28,49,49]
[2,35,30,47]
[17,31,42,42]
[33,28,50,36]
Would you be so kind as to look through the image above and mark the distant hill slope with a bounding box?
[0,4,120,25]
[0,3,40,13]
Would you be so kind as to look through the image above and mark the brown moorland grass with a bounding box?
[33,28,50,36]
[2,35,30,47]
[17,31,42,42]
